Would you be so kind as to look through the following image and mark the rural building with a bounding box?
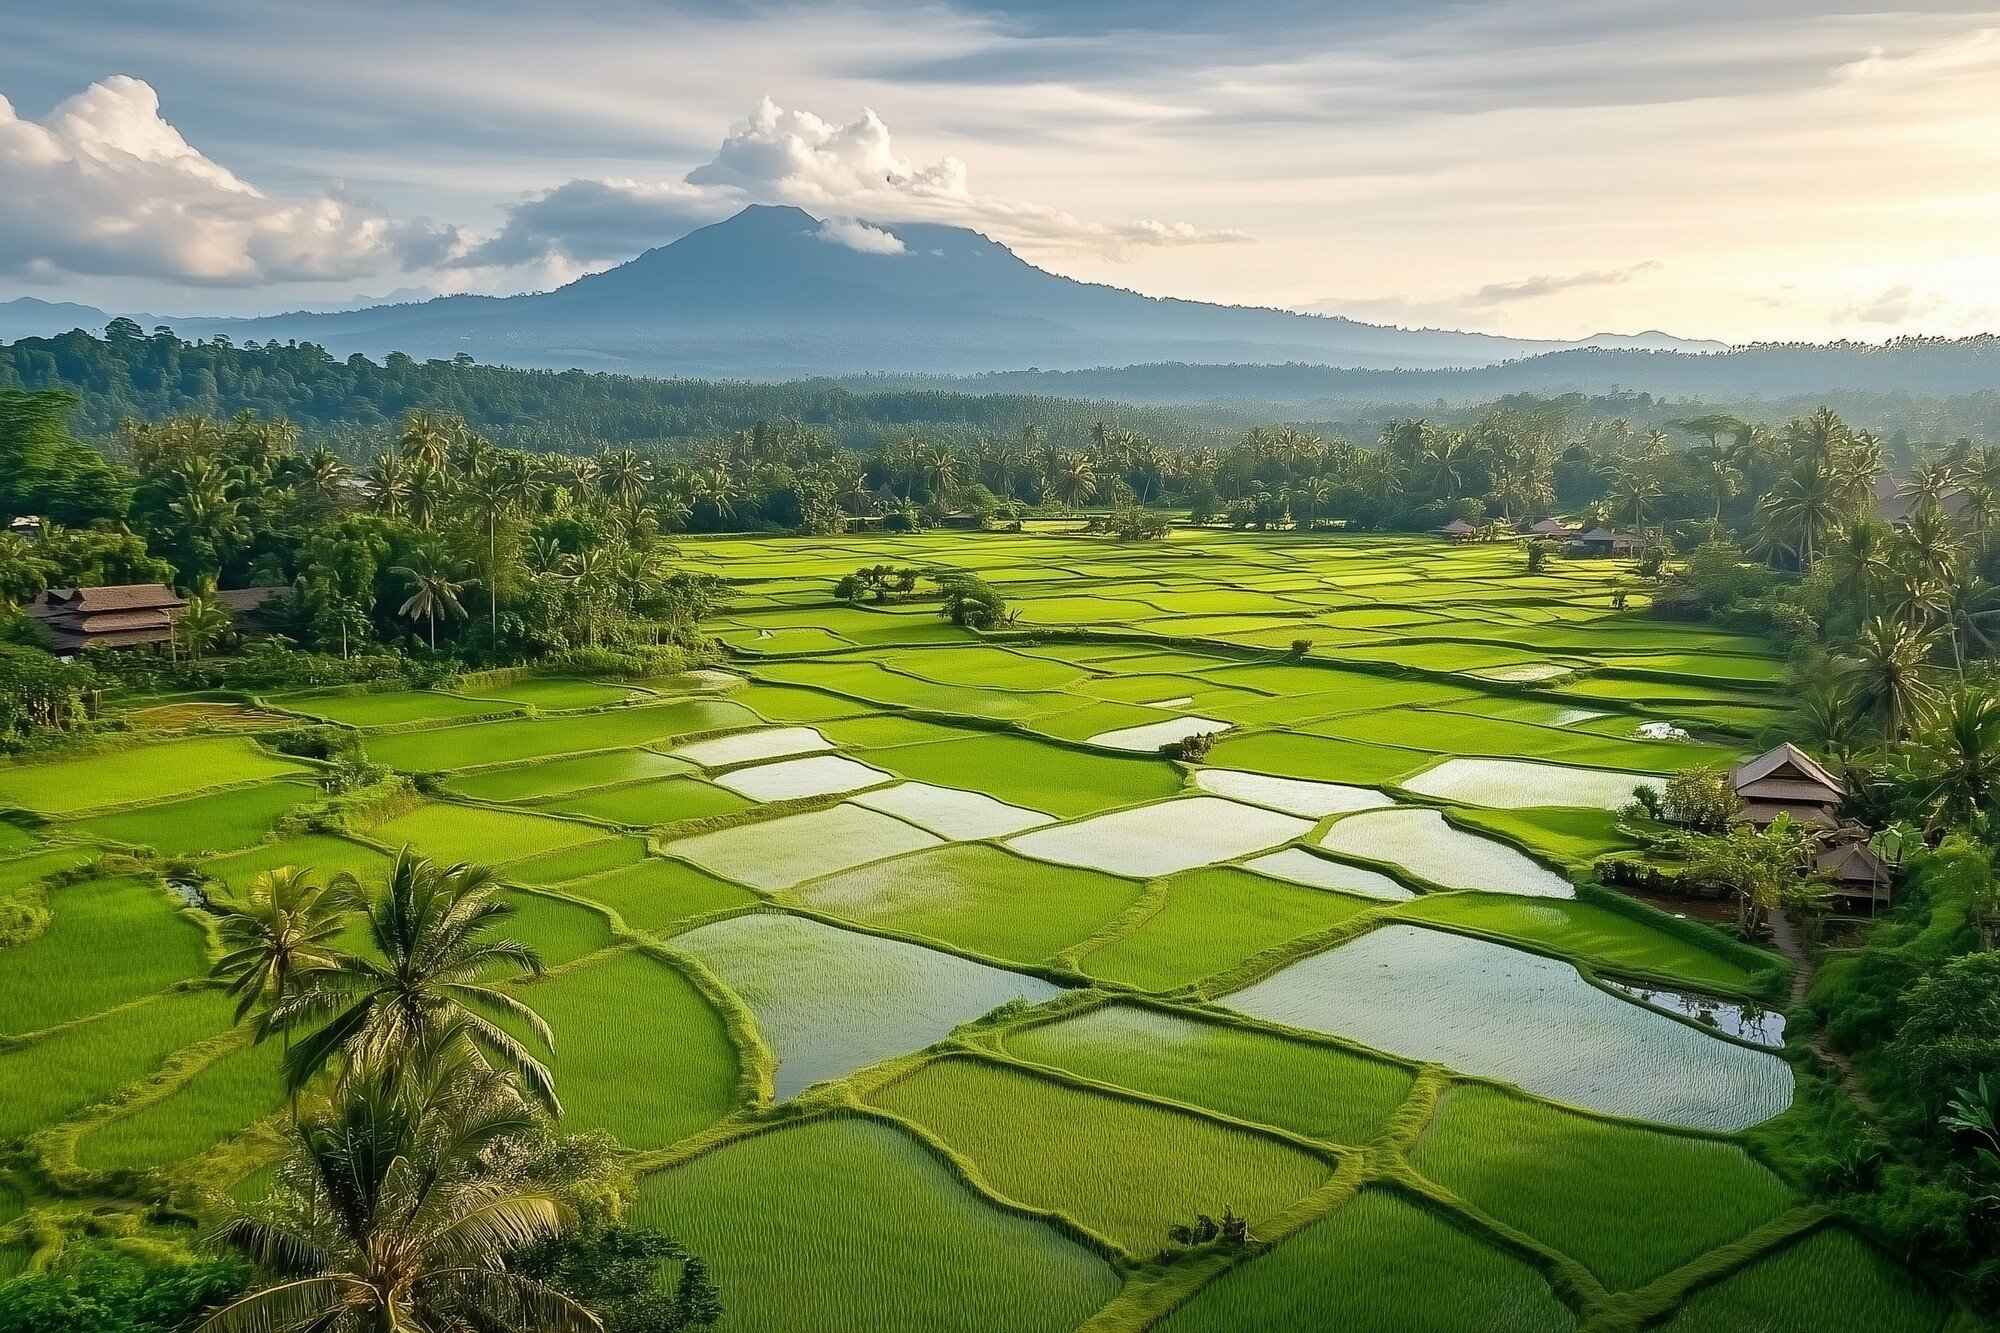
[1815,835,1895,915]
[1572,527,1643,557]
[1872,474,1968,529]
[1730,742,1844,830]
[28,583,186,653]
[216,586,289,636]
[1435,518,1479,542]
[1522,517,1578,538]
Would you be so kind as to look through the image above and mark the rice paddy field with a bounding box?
[0,529,1966,1329]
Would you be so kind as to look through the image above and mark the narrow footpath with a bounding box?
[1770,908,1879,1117]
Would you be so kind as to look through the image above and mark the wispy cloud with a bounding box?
[1307,261,1665,326]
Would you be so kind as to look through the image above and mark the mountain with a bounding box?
[112,206,1706,378]
[0,298,119,343]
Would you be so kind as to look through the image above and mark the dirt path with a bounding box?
[1770,908,1879,1117]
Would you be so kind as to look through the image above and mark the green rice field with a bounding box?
[0,530,1960,1330]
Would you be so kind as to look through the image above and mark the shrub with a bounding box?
[1161,731,1219,762]
[1658,765,1739,830]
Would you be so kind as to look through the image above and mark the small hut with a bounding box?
[1815,836,1894,915]
[1730,743,1844,830]
[1435,518,1479,542]
[1522,517,1577,538]
[1572,527,1643,557]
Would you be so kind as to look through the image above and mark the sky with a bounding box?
[1,0,1997,342]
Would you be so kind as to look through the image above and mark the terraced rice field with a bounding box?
[2,531,1950,1330]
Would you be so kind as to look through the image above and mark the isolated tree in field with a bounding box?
[394,553,468,650]
[200,1034,594,1333]
[271,849,558,1110]
[212,867,361,1028]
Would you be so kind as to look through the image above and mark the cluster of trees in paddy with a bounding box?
[2,330,2000,1320]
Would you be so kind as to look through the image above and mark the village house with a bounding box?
[27,584,186,653]
[1571,527,1644,557]
[1729,742,1845,830]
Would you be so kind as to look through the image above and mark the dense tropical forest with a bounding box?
[1,345,1998,1328]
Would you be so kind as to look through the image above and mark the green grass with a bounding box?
[1411,1085,1792,1290]
[1659,1227,1949,1333]
[0,988,237,1140]
[279,688,513,727]
[365,697,756,771]
[1157,1188,1577,1332]
[503,837,650,885]
[66,782,317,855]
[631,1117,1118,1333]
[1392,894,1778,994]
[444,749,694,802]
[0,877,210,1036]
[797,845,1145,964]
[367,802,608,865]
[860,733,1181,818]
[1006,1002,1412,1144]
[559,858,757,933]
[0,736,306,815]
[535,776,752,827]
[500,890,616,967]
[1082,867,1374,993]
[518,950,739,1148]
[0,845,104,891]
[454,677,637,710]
[871,1056,1329,1255]
[1206,732,1423,786]
[203,833,392,896]
[1447,805,1640,865]
[73,1036,285,1172]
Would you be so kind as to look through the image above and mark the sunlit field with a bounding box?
[0,529,1950,1327]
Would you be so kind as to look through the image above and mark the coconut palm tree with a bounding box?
[212,868,361,1028]
[1822,520,1895,620]
[270,849,558,1110]
[393,554,467,651]
[397,411,456,470]
[1757,455,1846,569]
[368,452,410,521]
[1938,571,2000,676]
[1907,685,2000,828]
[173,594,234,661]
[1845,616,1936,741]
[200,1034,594,1333]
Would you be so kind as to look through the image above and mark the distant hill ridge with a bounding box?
[0,204,1719,378]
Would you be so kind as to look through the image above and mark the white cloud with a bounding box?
[1831,283,1991,330]
[465,97,1250,273]
[0,76,462,286]
[815,216,906,255]
[1307,261,1665,326]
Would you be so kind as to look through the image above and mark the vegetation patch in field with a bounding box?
[1157,1188,1576,1333]
[1223,925,1793,1130]
[1082,867,1376,992]
[1411,1084,1792,1289]
[713,754,892,802]
[66,782,316,855]
[849,782,1055,839]
[444,749,694,803]
[203,833,393,897]
[366,697,755,770]
[1244,848,1414,900]
[798,845,1143,964]
[74,1036,285,1172]
[1393,894,1774,994]
[1006,1002,1412,1144]
[519,950,739,1148]
[631,1117,1117,1333]
[861,733,1182,818]
[0,988,236,1139]
[278,689,512,727]
[1007,797,1311,879]
[535,776,752,827]
[1402,758,1663,811]
[670,913,1061,1096]
[0,736,306,815]
[1319,809,1574,898]
[367,801,608,865]
[873,1056,1329,1255]
[668,805,943,892]
[559,858,756,933]
[1659,1227,1949,1333]
[1085,715,1231,753]
[0,877,209,1036]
